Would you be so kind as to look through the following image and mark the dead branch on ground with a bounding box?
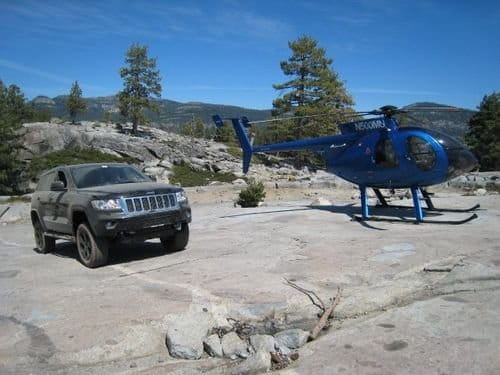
[283,278,326,313]
[283,278,343,341]
[309,287,342,340]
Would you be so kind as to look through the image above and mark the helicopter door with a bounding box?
[406,136,437,171]
[374,137,399,168]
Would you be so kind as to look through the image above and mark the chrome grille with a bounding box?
[123,193,177,215]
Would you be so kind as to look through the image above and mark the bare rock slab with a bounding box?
[164,312,215,360]
[229,351,271,375]
[221,331,250,359]
[203,334,223,358]
[274,328,309,349]
[250,334,276,354]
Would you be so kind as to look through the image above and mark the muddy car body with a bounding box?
[30,163,191,267]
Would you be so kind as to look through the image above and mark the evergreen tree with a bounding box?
[214,123,236,144]
[31,107,52,122]
[466,92,500,171]
[180,117,206,138]
[0,81,31,193]
[118,43,162,134]
[66,81,86,124]
[102,111,114,124]
[272,35,354,141]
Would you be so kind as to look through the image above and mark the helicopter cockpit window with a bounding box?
[407,136,436,171]
[374,138,399,168]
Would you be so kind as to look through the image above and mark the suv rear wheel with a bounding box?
[33,219,55,254]
[76,223,109,268]
[161,223,189,252]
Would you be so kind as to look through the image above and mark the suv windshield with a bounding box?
[71,165,148,188]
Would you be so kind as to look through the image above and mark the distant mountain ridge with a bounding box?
[31,96,474,140]
[31,95,271,128]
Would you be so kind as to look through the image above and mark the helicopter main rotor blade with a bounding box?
[400,113,432,126]
[247,113,330,124]
[248,112,364,125]
[404,106,460,111]
[235,105,466,126]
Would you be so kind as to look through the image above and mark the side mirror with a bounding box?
[50,181,66,191]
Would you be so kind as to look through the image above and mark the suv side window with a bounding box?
[36,172,56,191]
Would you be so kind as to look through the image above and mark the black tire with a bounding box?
[161,223,189,252]
[76,223,109,268]
[33,219,55,254]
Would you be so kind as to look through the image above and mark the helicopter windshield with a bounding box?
[407,136,437,171]
[420,128,465,150]
[415,128,478,178]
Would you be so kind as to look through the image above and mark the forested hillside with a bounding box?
[31,95,271,128]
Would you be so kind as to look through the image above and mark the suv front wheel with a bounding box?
[161,223,189,252]
[76,223,109,268]
[33,219,55,254]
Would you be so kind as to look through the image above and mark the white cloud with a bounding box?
[170,85,270,91]
[2,1,291,43]
[353,87,442,96]
[0,58,106,91]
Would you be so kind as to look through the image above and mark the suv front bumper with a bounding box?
[92,207,191,240]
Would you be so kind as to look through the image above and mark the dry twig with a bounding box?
[283,278,326,313]
[283,279,343,341]
[309,287,343,340]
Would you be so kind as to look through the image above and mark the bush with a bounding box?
[237,179,266,207]
[226,146,243,159]
[169,163,237,187]
[26,147,137,180]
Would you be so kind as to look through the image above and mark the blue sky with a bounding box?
[0,0,499,111]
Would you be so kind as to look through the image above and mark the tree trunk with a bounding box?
[132,117,138,135]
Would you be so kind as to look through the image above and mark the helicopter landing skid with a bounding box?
[360,186,479,224]
[354,213,478,225]
[372,188,480,213]
[376,203,481,213]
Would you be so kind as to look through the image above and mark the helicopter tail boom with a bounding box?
[212,115,357,173]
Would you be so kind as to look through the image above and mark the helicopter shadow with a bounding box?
[221,203,390,231]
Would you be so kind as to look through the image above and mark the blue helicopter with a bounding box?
[212,105,480,224]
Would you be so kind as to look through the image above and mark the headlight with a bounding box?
[91,199,122,211]
[175,191,188,203]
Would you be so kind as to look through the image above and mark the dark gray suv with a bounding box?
[30,163,192,268]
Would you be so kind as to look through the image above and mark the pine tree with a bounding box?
[118,43,162,134]
[0,81,32,193]
[66,81,86,124]
[214,123,235,144]
[466,93,500,171]
[272,35,354,141]
[180,117,206,138]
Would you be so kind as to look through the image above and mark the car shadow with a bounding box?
[46,240,179,266]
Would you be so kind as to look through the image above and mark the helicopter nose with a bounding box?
[446,147,479,179]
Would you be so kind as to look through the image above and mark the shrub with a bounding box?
[26,147,137,180]
[226,146,243,159]
[237,179,266,207]
[169,163,237,187]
